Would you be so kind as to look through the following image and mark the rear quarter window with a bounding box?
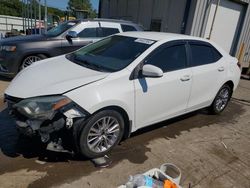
[121,24,137,32]
[212,47,223,62]
[190,44,222,67]
[101,27,120,37]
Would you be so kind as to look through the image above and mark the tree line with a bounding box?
[0,0,96,19]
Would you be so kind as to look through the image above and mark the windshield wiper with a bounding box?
[73,56,109,72]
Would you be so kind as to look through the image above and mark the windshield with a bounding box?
[45,21,78,37]
[66,35,155,72]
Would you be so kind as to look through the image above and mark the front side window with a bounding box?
[145,44,187,72]
[190,44,222,67]
[66,35,155,72]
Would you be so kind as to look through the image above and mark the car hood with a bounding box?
[5,55,109,98]
[0,34,50,44]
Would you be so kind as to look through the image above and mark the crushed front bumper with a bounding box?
[4,94,89,152]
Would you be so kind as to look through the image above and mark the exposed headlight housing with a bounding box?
[14,96,72,120]
[0,45,17,52]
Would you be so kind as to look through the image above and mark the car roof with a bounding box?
[117,31,209,42]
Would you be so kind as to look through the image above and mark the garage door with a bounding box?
[204,0,245,54]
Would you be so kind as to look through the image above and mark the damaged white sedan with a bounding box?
[4,32,241,158]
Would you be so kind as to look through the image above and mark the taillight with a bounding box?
[237,62,241,68]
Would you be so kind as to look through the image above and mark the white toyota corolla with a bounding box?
[4,32,241,158]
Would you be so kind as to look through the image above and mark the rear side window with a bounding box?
[145,44,187,72]
[101,27,120,37]
[78,28,97,38]
[190,44,222,67]
[121,24,137,32]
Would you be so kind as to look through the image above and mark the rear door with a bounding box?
[134,41,192,129]
[187,41,226,111]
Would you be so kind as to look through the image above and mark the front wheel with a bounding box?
[77,110,125,158]
[209,84,232,114]
[20,54,47,70]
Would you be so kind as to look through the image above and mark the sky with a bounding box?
[46,0,99,11]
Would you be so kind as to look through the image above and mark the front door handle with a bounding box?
[180,75,191,81]
[218,67,224,72]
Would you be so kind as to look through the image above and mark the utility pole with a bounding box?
[30,0,33,34]
[39,0,41,34]
[44,0,48,34]
[34,0,37,34]
[27,0,30,33]
[24,0,27,34]
[22,0,25,32]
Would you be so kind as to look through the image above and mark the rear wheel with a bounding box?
[209,84,232,114]
[77,110,125,158]
[20,54,47,70]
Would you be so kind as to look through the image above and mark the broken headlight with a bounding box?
[14,96,71,120]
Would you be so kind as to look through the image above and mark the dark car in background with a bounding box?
[0,18,143,77]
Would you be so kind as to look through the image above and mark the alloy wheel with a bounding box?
[87,116,120,153]
[21,56,42,70]
[215,87,230,112]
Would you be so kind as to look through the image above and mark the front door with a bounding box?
[134,41,192,129]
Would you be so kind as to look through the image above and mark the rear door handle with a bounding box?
[218,67,224,72]
[180,75,191,81]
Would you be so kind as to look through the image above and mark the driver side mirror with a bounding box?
[142,64,163,78]
[66,31,78,39]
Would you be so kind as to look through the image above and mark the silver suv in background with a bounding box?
[0,19,143,77]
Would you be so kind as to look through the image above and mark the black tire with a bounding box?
[76,110,125,159]
[20,54,47,70]
[209,84,232,114]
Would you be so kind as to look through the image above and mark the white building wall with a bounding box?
[0,15,36,36]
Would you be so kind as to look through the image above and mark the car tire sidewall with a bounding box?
[210,84,232,114]
[78,110,125,159]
